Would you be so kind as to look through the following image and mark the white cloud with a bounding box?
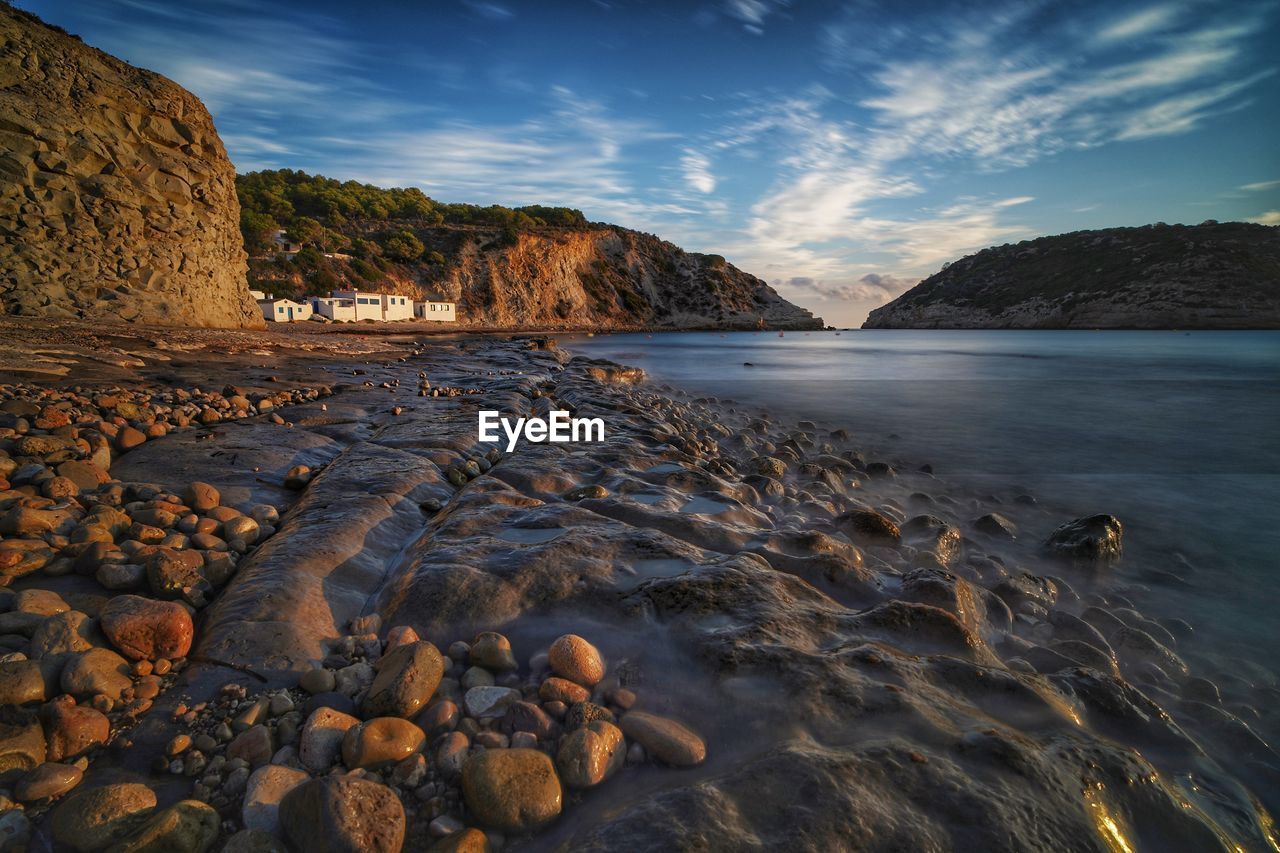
[1249,211,1280,225]
[1097,4,1182,43]
[1241,179,1280,192]
[681,149,717,194]
[995,196,1036,207]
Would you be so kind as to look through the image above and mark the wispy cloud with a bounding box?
[681,149,717,194]
[722,0,791,35]
[1241,179,1280,192]
[1097,4,1182,43]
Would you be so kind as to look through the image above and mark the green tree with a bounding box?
[240,210,280,254]
[287,217,325,249]
[380,229,425,262]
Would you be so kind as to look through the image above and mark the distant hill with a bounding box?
[239,170,823,330]
[862,222,1280,329]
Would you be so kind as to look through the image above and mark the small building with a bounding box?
[310,296,357,322]
[414,300,457,322]
[258,297,313,323]
[249,289,267,301]
[271,229,301,255]
[330,289,414,322]
[381,293,415,322]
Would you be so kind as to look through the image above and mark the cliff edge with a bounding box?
[863,221,1280,329]
[0,5,262,328]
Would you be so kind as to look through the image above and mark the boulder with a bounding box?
[100,595,194,661]
[461,748,563,833]
[362,640,445,718]
[279,776,405,853]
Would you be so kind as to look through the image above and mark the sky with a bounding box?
[22,0,1280,326]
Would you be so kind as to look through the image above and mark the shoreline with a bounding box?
[0,321,1276,850]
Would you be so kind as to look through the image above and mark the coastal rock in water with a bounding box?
[1043,514,1124,564]
[0,5,261,328]
[461,748,563,832]
[618,711,707,767]
[100,595,194,661]
[279,776,405,853]
[834,509,901,547]
[556,720,626,788]
[548,634,606,686]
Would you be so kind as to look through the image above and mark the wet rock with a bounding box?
[283,465,313,490]
[61,647,132,700]
[41,701,109,760]
[539,676,590,705]
[15,761,83,801]
[342,717,426,770]
[145,547,205,599]
[901,515,963,565]
[469,632,517,672]
[50,782,157,852]
[1043,514,1124,564]
[14,588,69,616]
[618,711,706,767]
[243,765,308,837]
[548,634,605,686]
[972,513,1017,538]
[0,708,45,781]
[500,701,557,741]
[462,748,563,833]
[228,724,274,768]
[222,829,288,853]
[100,595,194,661]
[563,701,616,732]
[280,776,405,853]
[30,609,96,658]
[298,667,336,695]
[556,720,625,788]
[428,827,488,852]
[298,707,360,772]
[834,509,901,546]
[435,731,470,779]
[417,699,460,738]
[465,686,522,719]
[362,640,445,718]
[183,482,220,513]
[0,659,45,705]
[114,799,219,853]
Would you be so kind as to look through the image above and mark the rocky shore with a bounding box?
[0,320,1276,852]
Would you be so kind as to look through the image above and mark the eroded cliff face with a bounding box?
[864,222,1280,329]
[312,224,824,330]
[0,6,262,328]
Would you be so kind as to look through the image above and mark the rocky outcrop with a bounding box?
[0,6,262,328]
[864,222,1280,329]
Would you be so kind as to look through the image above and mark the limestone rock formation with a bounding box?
[0,6,262,328]
[864,221,1280,329]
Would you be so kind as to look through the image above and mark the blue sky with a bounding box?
[23,0,1280,325]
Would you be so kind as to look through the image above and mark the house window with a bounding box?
[277,306,284,313]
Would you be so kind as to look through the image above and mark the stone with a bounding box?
[15,761,83,802]
[341,717,426,770]
[1043,514,1124,564]
[60,647,133,700]
[183,482,220,512]
[242,764,308,837]
[428,828,489,853]
[98,562,148,591]
[227,724,274,767]
[362,640,445,718]
[538,677,590,705]
[298,707,360,772]
[56,460,110,492]
[283,465,312,489]
[113,799,219,853]
[469,632,517,671]
[834,509,901,546]
[117,427,147,451]
[556,720,626,788]
[279,776,406,853]
[223,829,288,853]
[29,609,96,658]
[14,588,69,616]
[41,701,110,760]
[50,782,158,852]
[100,594,194,660]
[0,708,46,782]
[146,548,205,598]
[298,667,335,694]
[417,699,460,738]
[0,659,45,705]
[973,513,1017,538]
[618,711,706,767]
[547,634,605,686]
[564,701,616,731]
[461,748,562,833]
[500,701,557,741]
[435,731,470,779]
[464,686,521,719]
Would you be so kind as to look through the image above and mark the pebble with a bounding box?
[60,647,133,700]
[618,710,706,766]
[49,781,157,851]
[242,764,308,837]
[228,724,275,767]
[298,667,336,694]
[463,686,522,719]
[469,632,517,671]
[341,717,426,770]
[548,634,606,686]
[15,761,83,802]
[556,720,626,788]
[538,677,590,705]
[362,640,445,718]
[120,800,220,852]
[43,701,110,761]
[99,594,194,661]
[298,707,360,772]
[280,776,406,853]
[435,731,470,779]
[461,748,563,833]
[0,659,45,705]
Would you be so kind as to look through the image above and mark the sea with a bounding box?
[566,329,1280,687]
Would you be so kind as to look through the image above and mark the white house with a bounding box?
[414,300,457,322]
[249,289,267,301]
[258,297,313,323]
[271,229,301,256]
[310,296,357,322]
[330,290,415,322]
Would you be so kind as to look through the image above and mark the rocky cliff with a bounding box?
[241,170,823,330]
[0,5,261,328]
[863,221,1280,329]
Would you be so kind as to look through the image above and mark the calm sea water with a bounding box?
[566,329,1280,670]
